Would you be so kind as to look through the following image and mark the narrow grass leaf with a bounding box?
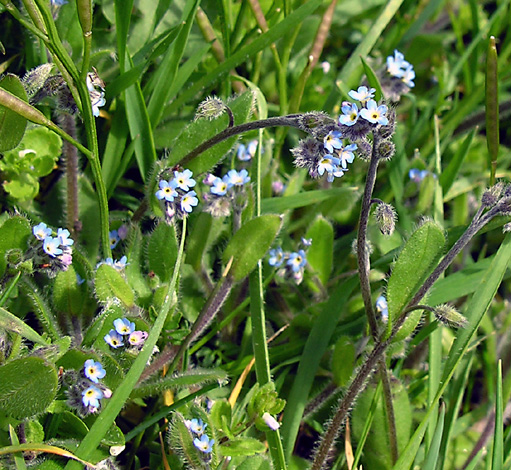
[486,36,499,185]
[360,56,383,101]
[423,401,445,470]
[491,360,503,470]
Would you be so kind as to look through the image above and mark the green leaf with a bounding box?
[360,56,383,101]
[53,266,85,315]
[305,216,333,285]
[220,437,266,457]
[3,173,39,200]
[423,402,445,470]
[95,265,135,307]
[331,336,356,387]
[0,357,58,419]
[237,456,271,470]
[168,91,256,175]
[222,215,282,282]
[0,307,49,345]
[351,379,412,470]
[386,220,445,340]
[147,222,178,282]
[0,74,28,151]
[0,216,31,277]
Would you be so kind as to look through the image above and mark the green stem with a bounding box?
[0,272,21,307]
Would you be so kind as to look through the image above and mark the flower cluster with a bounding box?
[381,50,415,101]
[66,359,111,416]
[185,418,214,454]
[236,140,258,161]
[104,317,148,350]
[202,168,251,217]
[156,169,199,221]
[32,222,73,274]
[268,238,311,284]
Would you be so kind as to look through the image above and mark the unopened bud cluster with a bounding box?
[375,202,397,236]
[433,304,468,329]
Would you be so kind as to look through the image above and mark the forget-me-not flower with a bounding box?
[268,247,284,267]
[180,191,199,213]
[43,237,63,257]
[33,222,52,241]
[156,180,178,202]
[360,100,389,125]
[338,144,357,169]
[339,102,359,126]
[193,434,214,453]
[82,385,103,409]
[174,169,196,191]
[104,329,124,348]
[109,230,120,249]
[226,169,250,186]
[57,228,74,247]
[211,177,229,196]
[186,418,207,435]
[323,130,343,153]
[114,318,135,335]
[287,250,307,273]
[317,155,340,177]
[348,86,375,103]
[83,359,106,383]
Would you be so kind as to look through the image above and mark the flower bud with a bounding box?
[377,139,396,161]
[433,304,468,328]
[22,64,55,98]
[374,202,397,236]
[262,412,280,431]
[195,96,226,121]
[482,182,504,207]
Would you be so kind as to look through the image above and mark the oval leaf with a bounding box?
[0,74,28,151]
[386,220,445,340]
[53,266,85,315]
[0,215,31,277]
[95,264,135,307]
[305,216,333,285]
[147,222,177,282]
[0,357,58,419]
[222,215,282,282]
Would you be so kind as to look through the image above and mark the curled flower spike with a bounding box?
[114,318,135,335]
[193,434,214,453]
[360,100,389,125]
[33,222,52,241]
[156,180,178,202]
[83,359,106,383]
[104,330,124,348]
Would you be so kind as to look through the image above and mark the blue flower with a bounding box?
[186,418,207,435]
[317,155,340,177]
[156,179,178,202]
[113,256,128,270]
[43,237,63,257]
[84,359,106,383]
[360,100,389,125]
[33,222,52,241]
[211,177,229,196]
[104,329,124,348]
[180,190,199,213]
[237,140,259,161]
[193,434,214,454]
[323,131,343,153]
[338,143,357,169]
[91,91,106,117]
[348,86,375,103]
[57,228,74,247]
[226,169,250,186]
[173,169,196,191]
[268,247,284,267]
[114,318,135,335]
[326,165,346,183]
[376,296,388,322]
[386,50,409,78]
[338,102,359,126]
[401,65,415,88]
[51,0,68,6]
[287,250,307,273]
[109,230,120,249]
[82,385,103,409]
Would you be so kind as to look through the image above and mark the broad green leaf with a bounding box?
[305,216,333,285]
[331,336,356,387]
[351,379,412,470]
[261,187,358,214]
[147,222,178,282]
[185,212,213,271]
[0,357,58,419]
[168,91,255,175]
[95,264,135,307]
[3,173,39,200]
[220,437,266,457]
[222,215,282,282]
[386,220,445,340]
[0,216,31,277]
[0,74,28,151]
[237,455,271,470]
[53,266,85,316]
[125,226,152,307]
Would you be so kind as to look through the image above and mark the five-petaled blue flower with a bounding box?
[82,385,103,408]
[174,169,196,191]
[84,359,106,383]
[287,250,307,273]
[338,144,357,169]
[193,434,214,454]
[57,228,74,246]
[180,191,199,213]
[43,237,63,257]
[317,155,340,177]
[268,247,284,267]
[104,329,124,348]
[211,177,229,196]
[114,318,135,335]
[109,230,120,249]
[338,102,359,126]
[323,130,343,153]
[186,418,207,435]
[33,222,52,241]
[360,100,389,125]
[348,86,375,103]
[156,180,178,202]
[226,169,250,186]
[386,50,409,78]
